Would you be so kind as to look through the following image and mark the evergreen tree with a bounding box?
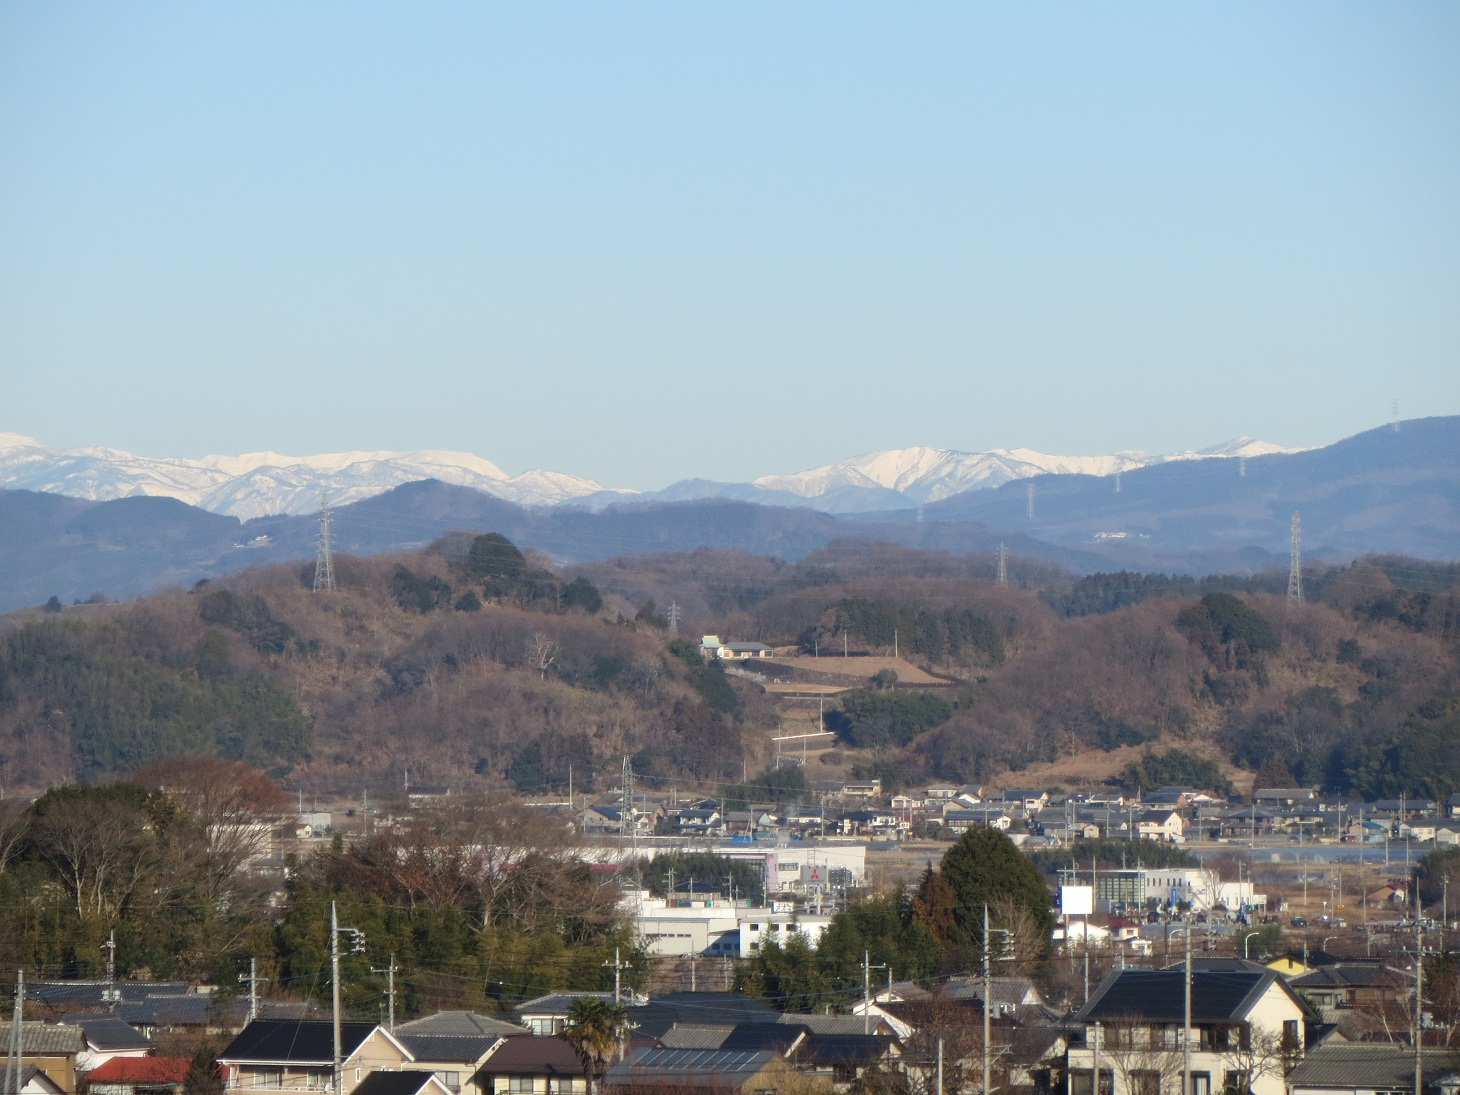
[938,827,1054,964]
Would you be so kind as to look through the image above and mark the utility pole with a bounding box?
[981,906,1014,1095]
[313,496,336,593]
[1287,512,1303,615]
[936,1038,944,1095]
[5,969,23,1095]
[1414,916,1424,1095]
[603,947,631,1003]
[332,903,343,1095]
[240,958,269,1024]
[371,955,397,1031]
[330,902,365,1095]
[996,543,1007,587]
[861,951,887,1035]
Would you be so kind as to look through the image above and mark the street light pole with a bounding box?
[1244,932,1259,961]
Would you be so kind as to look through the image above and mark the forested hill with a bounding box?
[0,537,1456,801]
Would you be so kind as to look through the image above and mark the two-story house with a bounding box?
[1066,968,1316,1095]
[218,1020,413,1095]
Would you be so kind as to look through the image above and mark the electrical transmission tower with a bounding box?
[1114,469,1122,494]
[1025,482,1034,519]
[667,602,681,636]
[313,496,336,592]
[996,543,1007,587]
[1239,455,1247,478]
[620,756,637,852]
[1392,400,1400,433]
[1287,512,1303,614]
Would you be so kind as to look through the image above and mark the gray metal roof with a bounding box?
[516,993,613,1017]
[0,1022,85,1054]
[397,1012,526,1038]
[1288,1043,1435,1090]
[659,1025,734,1051]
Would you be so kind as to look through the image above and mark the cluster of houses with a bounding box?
[12,955,1453,1095]
[580,783,1460,849]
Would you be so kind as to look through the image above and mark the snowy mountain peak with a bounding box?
[0,432,1301,520]
[0,437,613,519]
[752,440,1295,506]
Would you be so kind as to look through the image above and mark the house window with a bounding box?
[547,1081,585,1095]
[1131,1069,1161,1095]
[437,1073,462,1093]
[306,1072,332,1090]
[1223,1070,1248,1095]
[1282,1021,1300,1053]
[1192,1073,1211,1095]
[506,1079,537,1093]
[1071,1070,1093,1095]
[252,1070,283,1090]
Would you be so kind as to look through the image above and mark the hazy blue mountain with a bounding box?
[895,416,1459,561]
[0,417,1452,613]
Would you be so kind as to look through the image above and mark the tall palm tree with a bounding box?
[563,997,628,1095]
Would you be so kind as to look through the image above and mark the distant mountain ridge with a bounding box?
[0,430,1297,518]
[0,433,626,517]
[0,416,1454,614]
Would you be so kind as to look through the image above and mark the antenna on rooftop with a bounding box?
[1287,512,1303,615]
[997,543,1008,587]
[1025,482,1035,520]
[313,495,336,593]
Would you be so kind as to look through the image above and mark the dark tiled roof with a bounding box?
[717,1025,805,1053]
[105,995,247,1029]
[220,1020,380,1064]
[627,993,778,1040]
[799,1034,894,1064]
[1160,958,1270,974]
[70,1015,154,1051]
[1077,970,1311,1024]
[28,982,190,1008]
[479,1036,584,1076]
[1292,966,1411,989]
[350,1071,442,1095]
[396,1035,501,1064]
[605,1048,774,1088]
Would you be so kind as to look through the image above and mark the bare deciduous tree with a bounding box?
[529,633,560,680]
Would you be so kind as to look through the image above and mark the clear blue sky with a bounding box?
[2,2,1458,489]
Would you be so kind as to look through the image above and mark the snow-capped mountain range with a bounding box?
[0,431,1295,519]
